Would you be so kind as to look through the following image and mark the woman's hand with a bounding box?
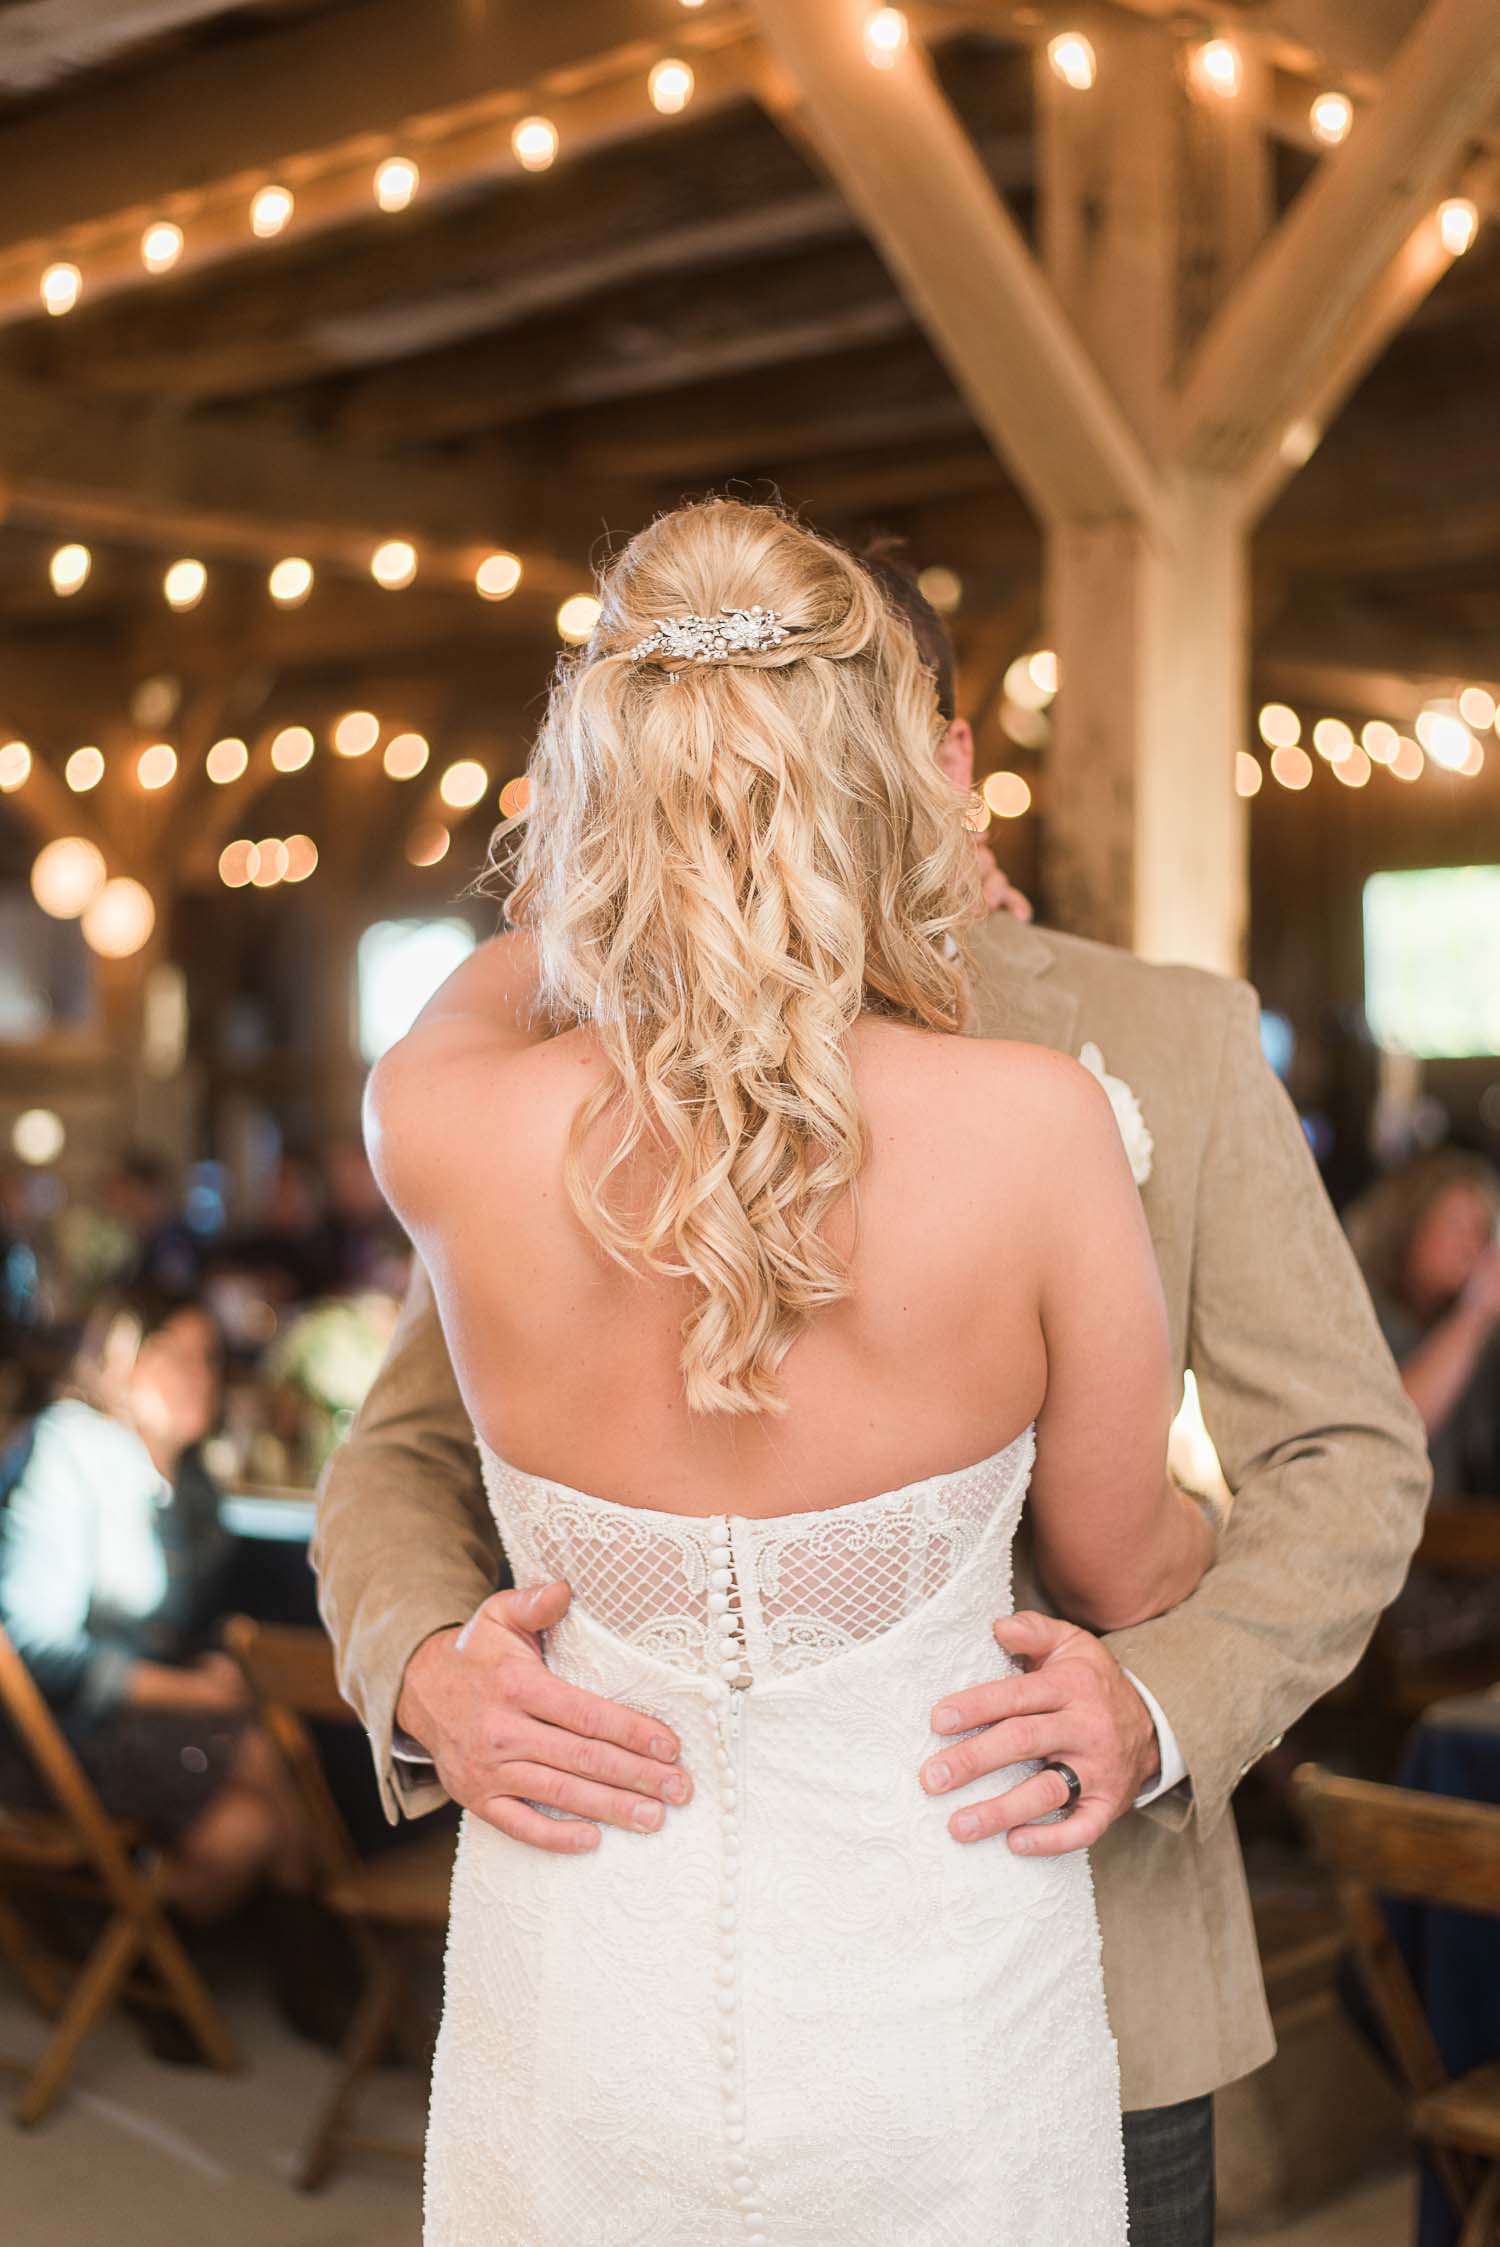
[396,1582,694,1853]
[127,1650,251,1713]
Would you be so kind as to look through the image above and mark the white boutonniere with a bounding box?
[1078,1042,1154,1187]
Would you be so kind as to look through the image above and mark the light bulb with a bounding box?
[1309,91,1352,146]
[982,771,1032,819]
[82,876,155,959]
[219,840,260,888]
[407,821,451,868]
[333,710,380,757]
[1269,744,1313,791]
[439,759,488,809]
[370,538,417,589]
[1189,38,1241,99]
[268,556,314,606]
[1047,34,1096,91]
[557,593,601,643]
[475,551,523,601]
[864,8,909,68]
[1257,703,1300,750]
[0,740,33,792]
[374,157,419,212]
[13,1110,65,1166]
[31,837,107,919]
[1235,753,1264,799]
[270,725,314,773]
[250,184,294,238]
[283,834,319,882]
[251,838,290,888]
[1361,721,1399,765]
[41,262,81,315]
[383,731,429,780]
[1458,685,1496,731]
[141,221,183,274]
[917,566,962,614]
[1312,717,1353,762]
[1439,197,1479,257]
[511,116,559,171]
[50,543,91,596]
[163,558,207,611]
[65,746,105,792]
[206,737,249,784]
[649,59,695,114]
[136,742,178,791]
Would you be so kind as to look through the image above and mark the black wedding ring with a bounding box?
[1044,1760,1083,1815]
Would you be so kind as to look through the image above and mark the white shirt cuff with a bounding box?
[1122,1670,1190,1808]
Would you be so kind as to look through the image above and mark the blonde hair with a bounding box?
[484,498,983,1417]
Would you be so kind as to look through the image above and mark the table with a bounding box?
[1390,1690,1500,2247]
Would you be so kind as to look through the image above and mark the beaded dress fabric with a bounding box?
[424,1422,1127,2246]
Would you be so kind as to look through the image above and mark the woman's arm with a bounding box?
[1394,1249,1500,1437]
[0,1414,133,1715]
[1024,1055,1214,1632]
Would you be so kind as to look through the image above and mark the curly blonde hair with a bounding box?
[483,498,983,1417]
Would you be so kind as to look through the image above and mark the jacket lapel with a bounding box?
[962,914,1081,1057]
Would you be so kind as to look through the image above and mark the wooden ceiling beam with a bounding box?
[1178,0,1500,483]
[749,0,1158,525]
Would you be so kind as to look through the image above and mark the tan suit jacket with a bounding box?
[312,910,1431,2111]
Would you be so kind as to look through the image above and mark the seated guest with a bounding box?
[1346,1151,1500,1496]
[1346,1152,1500,1671]
[0,1288,310,1925]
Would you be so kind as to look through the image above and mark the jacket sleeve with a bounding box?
[311,1258,501,1822]
[1104,977,1432,1837]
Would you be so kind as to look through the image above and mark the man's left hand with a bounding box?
[919,1611,1159,1855]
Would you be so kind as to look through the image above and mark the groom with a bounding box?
[312,572,1429,2245]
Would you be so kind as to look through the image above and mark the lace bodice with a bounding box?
[477,1425,1037,1688]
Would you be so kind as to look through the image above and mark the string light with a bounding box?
[1002,651,1057,713]
[964,794,991,833]
[864,8,909,68]
[917,566,962,614]
[1309,91,1352,146]
[270,724,314,773]
[512,116,559,171]
[1332,746,1372,787]
[1458,737,1485,779]
[219,840,260,888]
[141,221,183,274]
[1279,418,1320,467]
[1028,649,1060,698]
[250,184,294,238]
[41,262,81,315]
[31,837,107,919]
[82,876,155,959]
[1362,721,1399,765]
[407,821,451,867]
[983,771,1032,819]
[499,776,533,818]
[1438,198,1479,257]
[1416,707,1476,769]
[1235,753,1264,798]
[251,838,290,888]
[383,731,430,779]
[557,593,601,642]
[1189,38,1241,99]
[1047,33,1097,91]
[439,759,488,809]
[1312,717,1353,762]
[163,558,207,611]
[1390,738,1424,781]
[65,746,104,792]
[283,835,319,882]
[12,1110,65,1166]
[374,157,419,212]
[371,539,418,589]
[268,556,314,606]
[206,737,249,783]
[648,60,695,114]
[0,741,33,792]
[333,710,380,757]
[1257,703,1300,749]
[1458,685,1496,730]
[136,741,178,790]
[1270,744,1313,791]
[49,543,91,596]
[475,551,523,601]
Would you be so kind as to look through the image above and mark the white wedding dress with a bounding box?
[424,1420,1128,2246]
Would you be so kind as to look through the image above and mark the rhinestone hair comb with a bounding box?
[625,605,790,664]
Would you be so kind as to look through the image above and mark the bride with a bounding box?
[365,498,1213,2245]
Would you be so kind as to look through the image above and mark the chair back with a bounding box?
[221,1616,362,1887]
[1293,1765,1500,1919]
[0,1621,140,1890]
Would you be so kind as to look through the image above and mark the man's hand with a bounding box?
[918,1611,1159,1856]
[396,1581,693,1855]
[974,837,1033,922]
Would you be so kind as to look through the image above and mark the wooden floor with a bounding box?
[0,1961,1415,2247]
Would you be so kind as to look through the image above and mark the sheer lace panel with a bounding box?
[477,1425,1035,1683]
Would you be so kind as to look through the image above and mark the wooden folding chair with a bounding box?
[1293,1764,1500,2246]
[222,1615,455,2190]
[0,1622,240,2124]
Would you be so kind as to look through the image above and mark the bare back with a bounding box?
[401,1014,1053,1521]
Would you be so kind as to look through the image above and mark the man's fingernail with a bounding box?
[649,1736,677,1761]
[926,1761,951,1791]
[1010,1832,1032,1853]
[952,1810,979,1839]
[934,1707,961,1733]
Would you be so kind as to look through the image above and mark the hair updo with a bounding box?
[484,497,982,1417]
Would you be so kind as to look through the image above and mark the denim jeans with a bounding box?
[1123,2094,1216,2246]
